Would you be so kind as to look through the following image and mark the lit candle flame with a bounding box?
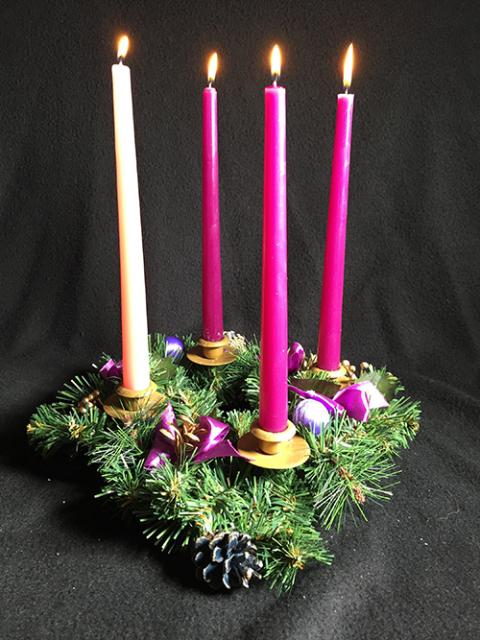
[117,35,129,60]
[343,43,354,91]
[270,44,281,80]
[208,52,218,84]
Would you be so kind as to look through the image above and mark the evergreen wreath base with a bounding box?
[27,334,421,593]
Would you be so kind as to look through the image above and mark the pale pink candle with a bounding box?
[259,45,289,433]
[202,53,224,342]
[317,44,355,371]
[111,36,150,391]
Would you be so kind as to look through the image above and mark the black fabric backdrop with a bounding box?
[1,0,479,638]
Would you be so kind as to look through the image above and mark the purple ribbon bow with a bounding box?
[99,358,123,380]
[144,403,243,469]
[288,342,306,374]
[289,380,388,423]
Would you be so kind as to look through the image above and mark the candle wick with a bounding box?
[272,74,278,87]
[117,56,124,65]
[208,80,213,88]
[344,86,349,94]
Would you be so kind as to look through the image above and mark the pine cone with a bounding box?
[193,531,263,590]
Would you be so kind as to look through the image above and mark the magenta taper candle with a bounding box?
[317,44,355,371]
[201,53,224,343]
[259,45,289,433]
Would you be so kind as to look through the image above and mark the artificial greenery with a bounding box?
[27,334,420,593]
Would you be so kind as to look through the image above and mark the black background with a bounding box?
[1,0,479,638]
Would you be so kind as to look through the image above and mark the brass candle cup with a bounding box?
[103,380,164,422]
[186,335,236,367]
[237,419,310,469]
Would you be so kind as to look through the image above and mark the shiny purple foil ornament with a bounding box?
[333,385,370,422]
[334,381,389,422]
[292,399,331,435]
[144,403,242,470]
[165,336,185,362]
[99,358,123,380]
[289,380,388,429]
[287,342,306,374]
[357,381,390,410]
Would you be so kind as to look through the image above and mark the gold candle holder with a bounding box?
[102,380,164,422]
[237,419,310,469]
[310,359,357,382]
[186,335,236,367]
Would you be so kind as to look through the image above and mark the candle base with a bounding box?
[102,380,164,422]
[310,364,346,379]
[237,420,310,469]
[310,360,357,382]
[186,336,236,367]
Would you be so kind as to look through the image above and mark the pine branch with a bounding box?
[137,460,210,551]
[364,397,421,453]
[263,525,333,591]
[28,404,105,454]
[55,372,103,408]
[225,409,258,438]
[202,339,260,409]
[96,458,148,511]
[170,386,220,423]
[302,418,398,530]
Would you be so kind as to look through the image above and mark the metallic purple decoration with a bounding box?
[333,385,370,422]
[193,416,243,463]
[165,336,185,362]
[292,399,331,436]
[144,403,178,469]
[144,404,242,470]
[287,342,306,374]
[99,358,123,380]
[289,380,388,426]
[289,385,344,414]
[357,381,390,410]
[334,381,389,422]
